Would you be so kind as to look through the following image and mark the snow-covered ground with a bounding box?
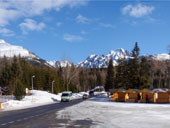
[56,93,170,128]
[1,90,85,111]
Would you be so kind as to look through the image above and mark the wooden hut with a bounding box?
[109,89,118,101]
[152,89,169,103]
[168,90,170,103]
[109,89,125,102]
[139,89,153,103]
[117,89,126,102]
[125,89,139,103]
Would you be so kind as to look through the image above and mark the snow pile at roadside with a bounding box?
[72,92,88,99]
[94,91,107,96]
[1,90,61,111]
[72,91,105,99]
[28,90,61,102]
[0,90,90,111]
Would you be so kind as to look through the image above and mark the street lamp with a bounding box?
[52,80,55,93]
[31,75,35,90]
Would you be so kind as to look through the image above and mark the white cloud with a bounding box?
[56,22,63,27]
[99,23,115,29]
[76,14,91,24]
[122,3,155,18]
[63,34,83,42]
[0,8,20,26]
[81,30,86,35]
[19,19,46,34]
[0,28,15,36]
[0,0,87,26]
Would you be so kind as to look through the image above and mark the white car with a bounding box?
[61,91,73,102]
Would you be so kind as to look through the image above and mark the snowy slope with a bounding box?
[77,48,131,68]
[0,40,51,66]
[47,60,57,67]
[47,60,72,68]
[150,54,170,61]
[0,40,38,59]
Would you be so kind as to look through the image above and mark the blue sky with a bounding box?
[0,0,170,63]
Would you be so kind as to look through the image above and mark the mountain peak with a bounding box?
[0,40,10,45]
[47,60,72,68]
[0,39,51,66]
[77,48,132,68]
[0,40,7,44]
[0,39,37,58]
[116,48,125,53]
[87,54,97,59]
[108,48,127,55]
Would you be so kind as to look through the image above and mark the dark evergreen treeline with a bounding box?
[0,42,170,95]
[105,42,170,91]
[0,56,106,95]
[105,42,152,91]
[0,56,63,95]
[115,42,151,90]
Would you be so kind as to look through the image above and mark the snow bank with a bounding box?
[72,92,88,99]
[0,90,86,111]
[1,90,61,111]
[56,94,170,128]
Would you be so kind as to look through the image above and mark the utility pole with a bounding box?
[31,75,35,103]
[167,45,170,88]
[31,75,35,90]
[52,80,55,93]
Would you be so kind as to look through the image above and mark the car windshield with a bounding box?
[62,93,69,96]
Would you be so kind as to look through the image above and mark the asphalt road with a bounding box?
[0,99,85,128]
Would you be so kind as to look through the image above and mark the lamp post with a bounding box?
[31,75,35,90]
[52,80,55,93]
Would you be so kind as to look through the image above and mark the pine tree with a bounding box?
[140,57,152,89]
[115,58,126,88]
[10,56,21,94]
[132,42,140,57]
[122,60,131,89]
[14,81,26,100]
[11,56,21,79]
[19,58,31,89]
[0,57,12,89]
[96,72,102,85]
[105,59,115,91]
[128,42,140,89]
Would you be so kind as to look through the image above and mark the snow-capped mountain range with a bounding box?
[150,54,170,61]
[1,39,170,68]
[76,51,170,68]
[47,60,72,68]
[77,48,131,68]
[0,40,37,58]
[0,40,49,66]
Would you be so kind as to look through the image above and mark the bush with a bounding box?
[14,81,26,100]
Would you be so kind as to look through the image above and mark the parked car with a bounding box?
[61,91,73,102]
[89,90,94,96]
[82,93,89,99]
